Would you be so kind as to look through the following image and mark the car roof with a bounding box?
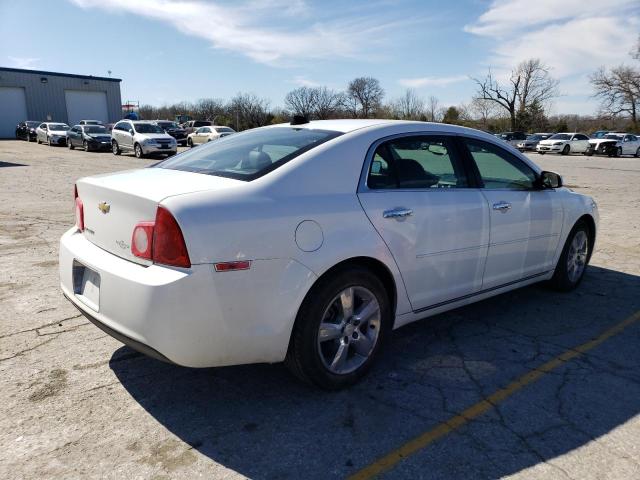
[269,119,396,133]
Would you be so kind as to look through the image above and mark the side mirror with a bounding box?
[128,129,134,135]
[536,171,563,189]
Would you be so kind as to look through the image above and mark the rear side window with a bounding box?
[367,136,468,189]
[463,138,536,190]
[157,127,342,181]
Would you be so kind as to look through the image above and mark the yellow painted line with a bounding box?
[349,310,640,480]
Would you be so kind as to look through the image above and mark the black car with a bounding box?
[152,120,188,146]
[15,121,41,141]
[67,124,112,151]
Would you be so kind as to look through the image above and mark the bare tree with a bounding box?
[426,96,441,122]
[313,87,343,119]
[473,59,558,130]
[591,65,640,130]
[195,98,225,122]
[229,93,271,130]
[470,97,497,128]
[346,77,384,118]
[284,87,317,118]
[392,89,425,120]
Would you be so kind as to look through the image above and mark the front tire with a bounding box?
[83,140,89,152]
[561,144,570,155]
[616,147,622,157]
[68,139,74,150]
[285,265,391,390]
[548,221,591,291]
[187,138,193,148]
[134,143,144,158]
[112,140,121,155]
[635,147,640,158]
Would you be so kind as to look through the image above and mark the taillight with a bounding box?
[74,184,84,232]
[131,206,191,268]
[131,222,154,259]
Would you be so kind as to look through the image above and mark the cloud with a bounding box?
[292,76,320,87]
[398,75,467,88]
[465,0,640,87]
[69,0,405,65]
[7,56,40,69]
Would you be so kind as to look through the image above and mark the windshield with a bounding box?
[604,134,623,140]
[526,135,540,140]
[26,121,40,128]
[134,123,164,134]
[84,126,107,134]
[158,122,180,129]
[550,134,571,140]
[193,121,211,127]
[157,127,342,181]
[49,124,69,131]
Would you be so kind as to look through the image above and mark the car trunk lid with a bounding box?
[76,168,243,265]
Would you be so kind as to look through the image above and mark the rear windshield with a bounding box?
[26,121,40,127]
[194,121,211,127]
[157,127,342,181]
[604,134,623,140]
[158,122,180,129]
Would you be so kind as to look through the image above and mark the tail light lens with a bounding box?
[131,206,191,268]
[74,184,84,232]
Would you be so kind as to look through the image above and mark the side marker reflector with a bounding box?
[214,261,251,272]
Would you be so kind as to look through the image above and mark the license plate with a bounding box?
[73,262,100,311]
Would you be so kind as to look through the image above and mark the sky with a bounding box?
[1,0,639,115]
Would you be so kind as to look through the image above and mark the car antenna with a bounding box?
[290,115,309,126]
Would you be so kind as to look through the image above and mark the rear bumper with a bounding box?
[59,228,316,367]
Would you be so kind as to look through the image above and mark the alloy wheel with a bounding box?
[317,286,381,375]
[566,230,588,283]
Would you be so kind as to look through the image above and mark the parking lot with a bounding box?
[1,139,639,479]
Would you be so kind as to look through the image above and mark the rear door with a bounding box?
[460,137,563,289]
[358,134,489,311]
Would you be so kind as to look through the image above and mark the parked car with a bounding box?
[516,133,554,151]
[497,131,527,147]
[110,120,177,158]
[182,120,212,135]
[587,133,640,157]
[15,121,41,142]
[67,124,112,151]
[152,120,188,146]
[536,133,590,155]
[79,120,104,126]
[187,125,236,146]
[61,119,598,389]
[36,122,70,146]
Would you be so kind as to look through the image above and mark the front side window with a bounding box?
[157,127,342,181]
[463,138,536,190]
[367,136,468,190]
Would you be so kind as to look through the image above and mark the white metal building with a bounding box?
[0,67,122,138]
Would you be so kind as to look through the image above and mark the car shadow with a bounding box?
[110,265,640,479]
[0,161,27,167]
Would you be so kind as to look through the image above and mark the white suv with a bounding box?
[111,120,177,158]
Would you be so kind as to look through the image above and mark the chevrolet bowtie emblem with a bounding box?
[98,202,110,214]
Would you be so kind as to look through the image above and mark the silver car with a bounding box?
[35,122,70,146]
[110,120,177,158]
[517,133,554,151]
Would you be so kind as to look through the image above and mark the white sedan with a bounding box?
[536,133,591,155]
[36,122,70,146]
[587,133,640,157]
[187,125,236,147]
[60,120,598,389]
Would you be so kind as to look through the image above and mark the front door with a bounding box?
[460,137,563,289]
[357,134,489,311]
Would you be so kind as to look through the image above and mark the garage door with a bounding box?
[65,90,108,126]
[0,87,28,139]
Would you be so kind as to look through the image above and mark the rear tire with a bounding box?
[616,147,622,157]
[187,138,193,148]
[548,221,591,291]
[37,136,41,144]
[561,144,570,155]
[285,265,391,390]
[112,140,121,155]
[635,147,640,158]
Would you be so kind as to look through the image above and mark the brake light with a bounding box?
[131,206,191,268]
[74,184,84,232]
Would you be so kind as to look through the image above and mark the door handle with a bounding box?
[492,201,512,212]
[383,208,413,219]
